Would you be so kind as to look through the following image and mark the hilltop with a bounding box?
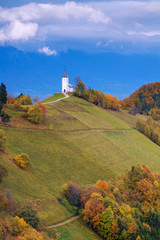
[120,81,160,115]
[1,94,160,239]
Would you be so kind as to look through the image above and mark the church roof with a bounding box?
[62,69,68,78]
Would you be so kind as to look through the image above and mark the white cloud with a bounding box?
[38,46,57,56]
[0,20,38,42]
[0,1,160,52]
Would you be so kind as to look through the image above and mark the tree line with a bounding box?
[74,81,120,111]
[136,117,160,146]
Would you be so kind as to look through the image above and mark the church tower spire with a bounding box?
[62,66,69,93]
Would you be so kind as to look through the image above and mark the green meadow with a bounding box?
[1,95,160,239]
[41,93,65,103]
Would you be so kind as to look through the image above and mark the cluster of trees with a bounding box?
[74,81,120,111]
[121,82,160,116]
[61,165,160,240]
[13,93,32,109]
[136,117,160,146]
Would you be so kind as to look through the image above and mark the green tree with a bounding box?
[75,81,85,96]
[27,103,43,123]
[99,207,114,239]
[0,83,7,106]
[14,202,39,229]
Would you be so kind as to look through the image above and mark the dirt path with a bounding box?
[43,93,69,105]
[0,124,134,133]
[47,215,80,229]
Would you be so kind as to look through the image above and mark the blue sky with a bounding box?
[1,0,160,100]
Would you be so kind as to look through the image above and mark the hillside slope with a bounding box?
[1,96,160,239]
[120,81,160,114]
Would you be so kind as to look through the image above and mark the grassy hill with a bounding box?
[1,95,160,239]
[120,81,160,114]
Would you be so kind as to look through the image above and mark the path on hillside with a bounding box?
[47,215,80,229]
[0,122,134,133]
[43,93,69,105]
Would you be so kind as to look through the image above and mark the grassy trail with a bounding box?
[47,216,80,229]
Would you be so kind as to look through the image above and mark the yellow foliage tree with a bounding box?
[27,103,43,123]
[13,153,31,169]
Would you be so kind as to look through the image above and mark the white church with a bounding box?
[62,68,74,93]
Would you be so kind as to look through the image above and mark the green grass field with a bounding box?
[41,93,65,103]
[1,95,160,239]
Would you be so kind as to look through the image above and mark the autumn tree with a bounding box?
[96,180,109,194]
[63,181,80,207]
[13,153,31,169]
[27,103,43,123]
[38,103,47,118]
[80,186,103,208]
[83,198,105,229]
[74,81,86,96]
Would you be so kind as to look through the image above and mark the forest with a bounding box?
[60,165,160,240]
[74,81,120,111]
[121,82,160,117]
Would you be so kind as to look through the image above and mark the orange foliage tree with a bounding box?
[83,198,105,229]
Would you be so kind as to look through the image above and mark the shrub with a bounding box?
[63,181,80,207]
[13,153,31,169]
[14,202,39,229]
[0,130,7,151]
[27,104,43,123]
[1,110,10,122]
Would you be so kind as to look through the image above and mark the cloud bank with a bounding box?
[0,1,160,53]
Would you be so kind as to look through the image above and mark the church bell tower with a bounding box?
[62,67,69,93]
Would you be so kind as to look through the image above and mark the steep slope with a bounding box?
[1,96,160,239]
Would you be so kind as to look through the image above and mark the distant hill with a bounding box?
[2,95,160,239]
[120,81,160,114]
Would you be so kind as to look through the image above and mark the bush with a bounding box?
[27,104,43,123]
[14,202,39,229]
[13,153,31,169]
[63,181,80,207]
[1,110,10,122]
[0,130,6,151]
